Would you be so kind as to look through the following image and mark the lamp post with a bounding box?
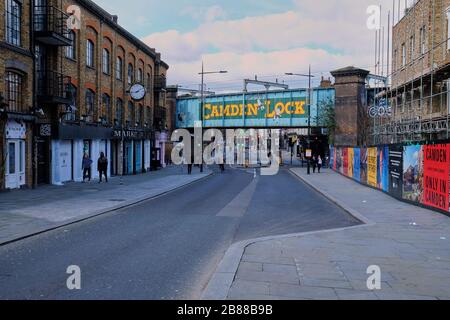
[198,63,227,173]
[286,65,315,174]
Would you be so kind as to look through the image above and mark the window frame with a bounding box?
[86,40,95,68]
[85,89,96,122]
[5,71,23,112]
[5,0,22,46]
[65,31,76,60]
[102,48,111,75]
[116,57,123,81]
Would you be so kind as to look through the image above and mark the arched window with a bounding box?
[102,93,111,124]
[102,48,110,74]
[86,40,95,67]
[85,89,95,122]
[65,84,77,121]
[116,57,123,80]
[5,71,23,112]
[136,104,143,126]
[146,106,151,126]
[127,101,134,125]
[127,63,134,85]
[147,73,151,91]
[65,31,76,60]
[115,98,123,126]
[137,68,143,84]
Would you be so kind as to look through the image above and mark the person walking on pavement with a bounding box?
[312,156,318,173]
[82,153,93,183]
[317,155,323,173]
[98,152,108,183]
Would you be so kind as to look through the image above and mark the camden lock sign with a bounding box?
[203,98,308,120]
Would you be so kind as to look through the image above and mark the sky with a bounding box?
[93,0,414,93]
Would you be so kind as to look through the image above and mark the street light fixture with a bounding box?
[198,63,228,173]
[285,65,315,174]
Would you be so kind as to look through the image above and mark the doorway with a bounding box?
[5,140,25,189]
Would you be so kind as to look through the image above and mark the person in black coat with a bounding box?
[98,152,108,183]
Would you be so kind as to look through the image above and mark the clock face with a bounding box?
[130,83,146,101]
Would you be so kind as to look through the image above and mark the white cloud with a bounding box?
[143,0,400,89]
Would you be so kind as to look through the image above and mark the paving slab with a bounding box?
[202,167,450,300]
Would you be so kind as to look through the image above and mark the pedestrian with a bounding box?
[98,152,108,183]
[82,153,92,183]
[312,156,317,173]
[317,155,323,173]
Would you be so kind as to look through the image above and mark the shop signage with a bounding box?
[5,120,26,139]
[113,129,148,140]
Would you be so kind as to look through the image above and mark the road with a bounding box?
[0,167,360,299]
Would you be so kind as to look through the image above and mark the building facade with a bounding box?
[386,0,450,142]
[0,0,170,190]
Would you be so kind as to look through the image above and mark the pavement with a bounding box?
[203,167,450,300]
[0,165,212,246]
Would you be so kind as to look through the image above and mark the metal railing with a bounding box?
[34,5,70,40]
[154,75,167,90]
[37,70,71,101]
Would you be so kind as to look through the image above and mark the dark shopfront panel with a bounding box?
[111,128,152,176]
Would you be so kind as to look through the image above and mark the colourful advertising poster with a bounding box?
[348,148,354,179]
[353,148,361,182]
[336,148,343,173]
[378,146,389,192]
[360,148,368,183]
[403,145,424,203]
[343,148,349,176]
[333,147,337,171]
[367,147,378,187]
[329,146,334,170]
[389,145,403,199]
[422,144,450,211]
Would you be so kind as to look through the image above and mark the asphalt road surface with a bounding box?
[0,167,360,299]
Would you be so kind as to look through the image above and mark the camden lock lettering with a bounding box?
[203,99,307,120]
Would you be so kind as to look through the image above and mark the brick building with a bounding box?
[0,0,35,190]
[0,0,170,190]
[387,0,450,142]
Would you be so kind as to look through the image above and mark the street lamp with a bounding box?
[285,65,315,174]
[198,63,228,173]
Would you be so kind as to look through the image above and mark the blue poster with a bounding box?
[329,146,334,169]
[353,148,361,182]
[136,142,142,173]
[378,146,389,192]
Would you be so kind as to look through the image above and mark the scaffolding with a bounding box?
[370,0,450,145]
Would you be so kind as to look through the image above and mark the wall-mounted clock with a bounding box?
[129,83,146,101]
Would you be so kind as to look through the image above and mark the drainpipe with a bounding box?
[30,0,38,189]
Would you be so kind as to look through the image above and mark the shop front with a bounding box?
[111,128,152,176]
[51,123,112,185]
[4,120,28,189]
